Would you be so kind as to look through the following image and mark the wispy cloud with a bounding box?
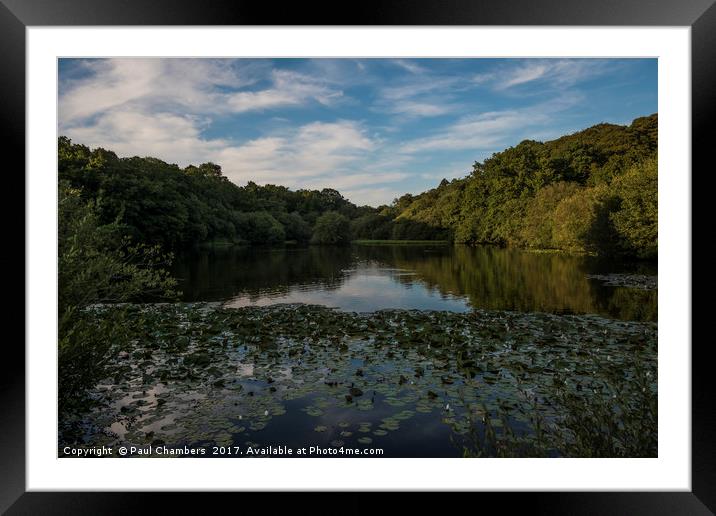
[59,59,344,128]
[400,111,528,153]
[62,110,228,167]
[341,186,411,207]
[376,76,463,119]
[474,59,611,91]
[391,59,428,75]
[385,100,454,117]
[227,70,343,113]
[216,121,374,184]
[381,78,454,101]
[502,62,552,88]
[59,58,258,126]
[400,94,583,154]
[303,172,410,192]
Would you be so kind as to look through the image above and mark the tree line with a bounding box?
[390,114,657,259]
[59,136,448,248]
[58,112,657,258]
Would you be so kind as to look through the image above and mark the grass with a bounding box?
[196,239,248,248]
[523,248,596,257]
[352,239,450,246]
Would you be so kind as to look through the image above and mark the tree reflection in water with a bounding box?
[172,244,656,322]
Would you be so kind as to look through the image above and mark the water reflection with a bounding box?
[172,244,657,321]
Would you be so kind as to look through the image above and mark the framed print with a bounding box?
[3,0,713,512]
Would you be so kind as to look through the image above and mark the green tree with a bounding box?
[58,181,178,414]
[275,211,312,242]
[350,213,393,240]
[388,114,657,258]
[610,158,658,258]
[520,182,582,249]
[311,211,351,245]
[235,212,285,244]
[552,185,620,254]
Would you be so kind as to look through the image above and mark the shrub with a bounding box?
[58,181,178,415]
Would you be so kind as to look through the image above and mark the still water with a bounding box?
[173,244,657,322]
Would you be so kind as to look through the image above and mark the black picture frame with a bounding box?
[2,0,712,513]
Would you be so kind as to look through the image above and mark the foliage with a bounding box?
[609,158,658,259]
[551,184,621,255]
[349,213,394,240]
[310,211,351,245]
[390,114,658,258]
[59,113,657,258]
[58,181,178,415]
[58,136,374,249]
[520,182,582,249]
[234,211,285,245]
[349,212,449,241]
[459,364,657,458]
[549,363,657,457]
[274,211,312,242]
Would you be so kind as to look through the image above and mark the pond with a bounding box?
[172,244,657,322]
[59,244,658,458]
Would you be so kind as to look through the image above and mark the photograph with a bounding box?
[56,57,658,459]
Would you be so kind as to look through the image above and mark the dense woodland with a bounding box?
[58,113,657,259]
[389,114,657,259]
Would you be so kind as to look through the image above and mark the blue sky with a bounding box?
[58,58,657,206]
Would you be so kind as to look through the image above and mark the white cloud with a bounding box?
[472,72,495,84]
[381,77,459,101]
[227,69,343,113]
[302,172,410,192]
[376,76,462,119]
[62,108,399,204]
[392,59,428,74]
[63,110,227,166]
[474,59,611,91]
[501,62,551,88]
[400,110,533,153]
[385,100,453,117]
[399,94,582,154]
[213,121,419,205]
[59,59,344,129]
[341,186,410,207]
[59,58,395,199]
[216,121,374,185]
[59,58,257,127]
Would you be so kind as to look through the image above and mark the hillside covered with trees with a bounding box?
[58,113,657,259]
[389,113,657,259]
